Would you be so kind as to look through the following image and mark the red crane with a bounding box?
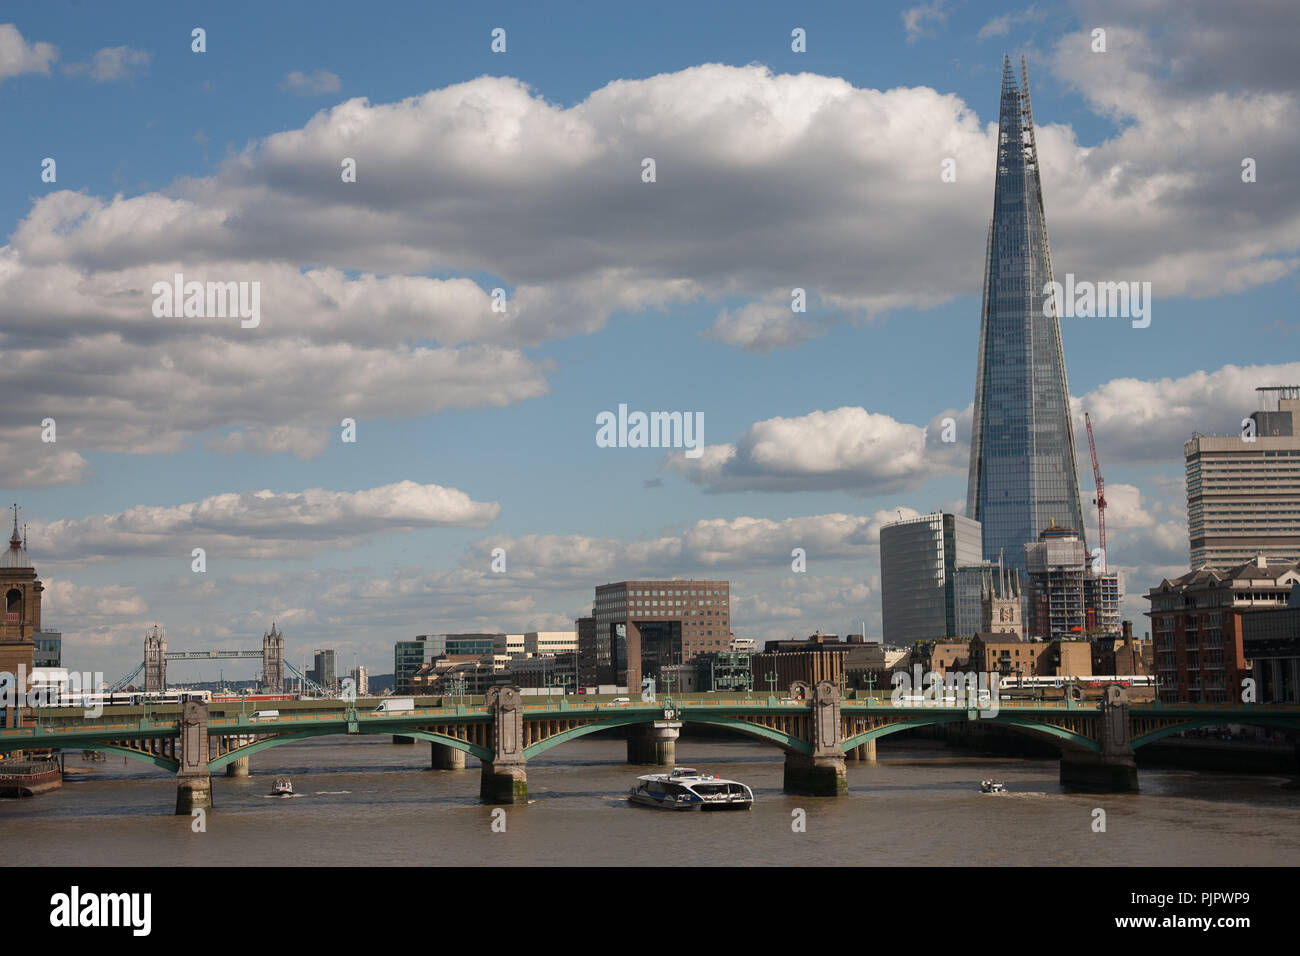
[1085,412,1106,572]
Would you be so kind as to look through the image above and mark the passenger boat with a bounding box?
[628,768,753,811]
[980,779,1007,793]
[272,777,294,796]
[0,757,63,797]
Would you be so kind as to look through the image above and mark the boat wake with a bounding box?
[313,790,351,795]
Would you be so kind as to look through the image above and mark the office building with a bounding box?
[524,631,578,655]
[349,665,369,696]
[1145,557,1300,702]
[880,513,982,644]
[394,637,430,695]
[307,648,336,691]
[575,615,596,686]
[592,580,731,692]
[1186,386,1300,570]
[953,562,1023,639]
[33,630,61,668]
[967,57,1087,575]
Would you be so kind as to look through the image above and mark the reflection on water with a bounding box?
[5,737,1298,866]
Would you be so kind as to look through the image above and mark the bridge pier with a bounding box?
[1060,684,1139,793]
[175,699,213,814]
[783,753,848,796]
[845,740,877,763]
[392,735,415,745]
[783,680,849,796]
[225,756,250,777]
[431,742,466,770]
[480,686,527,804]
[627,724,680,765]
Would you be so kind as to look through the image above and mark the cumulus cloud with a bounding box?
[29,480,500,563]
[669,405,968,495]
[1074,361,1300,466]
[281,69,341,94]
[0,24,56,80]
[902,2,949,42]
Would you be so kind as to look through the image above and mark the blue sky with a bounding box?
[3,0,1298,682]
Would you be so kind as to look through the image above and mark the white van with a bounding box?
[249,709,279,721]
[372,697,415,714]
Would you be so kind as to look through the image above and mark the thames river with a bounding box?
[5,737,1299,866]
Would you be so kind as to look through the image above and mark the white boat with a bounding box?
[628,768,754,811]
[980,779,1007,793]
[272,777,294,796]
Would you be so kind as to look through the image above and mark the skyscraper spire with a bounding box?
[967,56,1086,576]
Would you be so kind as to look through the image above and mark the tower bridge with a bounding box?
[3,683,1298,812]
[111,622,304,694]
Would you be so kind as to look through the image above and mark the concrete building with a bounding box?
[308,648,337,691]
[592,579,731,692]
[575,615,596,686]
[349,665,369,696]
[844,642,909,691]
[969,633,1045,679]
[694,650,753,692]
[880,512,983,644]
[494,633,526,658]
[507,652,577,690]
[1025,525,1124,640]
[1145,557,1300,702]
[524,631,577,655]
[729,636,757,653]
[1186,386,1300,570]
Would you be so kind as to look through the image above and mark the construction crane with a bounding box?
[1085,412,1106,572]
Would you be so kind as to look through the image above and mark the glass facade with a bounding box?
[880,513,982,644]
[967,56,1085,576]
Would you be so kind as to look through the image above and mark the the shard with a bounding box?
[966,56,1086,576]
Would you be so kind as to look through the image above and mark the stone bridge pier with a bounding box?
[627,715,681,765]
[175,700,213,814]
[783,681,848,796]
[431,742,466,770]
[1060,684,1139,792]
[480,686,527,804]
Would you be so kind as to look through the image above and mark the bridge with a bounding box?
[2,682,1298,811]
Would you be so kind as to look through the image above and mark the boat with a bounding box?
[0,757,63,798]
[628,768,754,811]
[272,777,294,796]
[980,779,1007,793]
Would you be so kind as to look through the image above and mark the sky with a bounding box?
[2,0,1298,684]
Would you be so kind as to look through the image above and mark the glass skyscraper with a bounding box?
[967,55,1086,576]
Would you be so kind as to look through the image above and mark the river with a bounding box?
[5,737,1298,866]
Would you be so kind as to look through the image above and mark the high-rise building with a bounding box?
[967,56,1086,576]
[1186,386,1300,570]
[349,665,369,696]
[1024,525,1123,640]
[592,580,731,691]
[879,513,983,644]
[394,637,430,695]
[33,630,61,668]
[309,648,336,691]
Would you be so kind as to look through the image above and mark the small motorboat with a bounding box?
[980,779,1007,793]
[272,777,294,796]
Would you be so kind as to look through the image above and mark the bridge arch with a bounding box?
[1130,715,1300,750]
[69,743,179,773]
[522,711,810,760]
[841,713,1101,754]
[207,727,492,770]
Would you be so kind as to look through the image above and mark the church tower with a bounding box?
[1,505,42,726]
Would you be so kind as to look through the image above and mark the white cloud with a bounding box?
[87,46,149,82]
[0,24,56,80]
[977,5,1045,40]
[282,69,341,95]
[669,405,969,495]
[902,2,949,43]
[30,480,500,563]
[205,426,330,461]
